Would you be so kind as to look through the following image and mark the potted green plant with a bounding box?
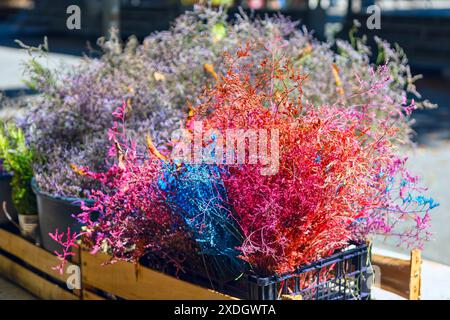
[0,123,38,241]
[0,95,28,226]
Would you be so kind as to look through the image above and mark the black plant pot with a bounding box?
[31,179,93,254]
[0,173,18,226]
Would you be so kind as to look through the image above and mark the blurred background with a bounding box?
[0,0,449,298]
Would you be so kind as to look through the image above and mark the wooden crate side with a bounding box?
[0,228,77,284]
[82,289,106,300]
[0,254,79,300]
[81,250,236,300]
[372,252,420,300]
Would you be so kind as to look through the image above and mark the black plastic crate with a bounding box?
[244,243,371,300]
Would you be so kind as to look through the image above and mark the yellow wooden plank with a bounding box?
[372,252,418,300]
[0,228,77,284]
[81,250,236,300]
[281,294,302,300]
[0,254,79,300]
